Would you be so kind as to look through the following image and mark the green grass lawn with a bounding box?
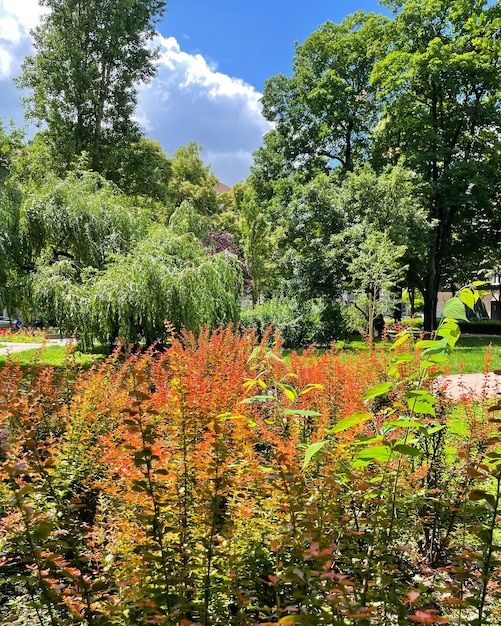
[446,335,501,374]
[1,334,499,374]
[0,345,104,369]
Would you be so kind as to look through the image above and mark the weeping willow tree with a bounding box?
[32,224,242,349]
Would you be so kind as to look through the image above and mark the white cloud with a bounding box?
[0,8,271,185]
[1,0,48,34]
[0,0,47,81]
[137,35,271,184]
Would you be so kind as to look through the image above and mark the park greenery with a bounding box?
[2,286,501,625]
[0,0,500,343]
[1,0,501,622]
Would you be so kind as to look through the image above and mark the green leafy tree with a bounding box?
[346,230,407,339]
[5,167,242,346]
[258,11,387,180]
[2,166,148,322]
[333,163,432,311]
[33,225,242,348]
[239,187,273,305]
[373,0,501,330]
[17,0,166,175]
[114,137,172,205]
[0,123,29,314]
[166,141,219,215]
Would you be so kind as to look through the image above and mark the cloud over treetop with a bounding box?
[0,9,270,184]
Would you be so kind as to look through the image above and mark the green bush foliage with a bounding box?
[240,298,348,348]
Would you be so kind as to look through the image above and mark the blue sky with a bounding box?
[0,0,385,185]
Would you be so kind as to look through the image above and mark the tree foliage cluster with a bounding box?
[0,0,247,347]
[249,0,501,332]
[0,122,241,346]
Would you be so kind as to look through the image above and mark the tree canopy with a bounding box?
[17,0,167,176]
[252,0,501,331]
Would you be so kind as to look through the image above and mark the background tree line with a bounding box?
[1,0,501,347]
[248,0,501,333]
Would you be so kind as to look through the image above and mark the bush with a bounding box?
[1,322,501,624]
[240,298,348,348]
[458,319,501,335]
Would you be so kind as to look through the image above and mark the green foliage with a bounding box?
[113,137,172,204]
[1,288,501,623]
[33,225,242,349]
[346,230,407,338]
[251,0,501,332]
[166,141,219,215]
[373,0,501,328]
[1,162,242,348]
[240,298,348,348]
[22,168,147,269]
[259,11,387,176]
[17,0,167,175]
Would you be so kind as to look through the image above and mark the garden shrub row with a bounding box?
[0,325,500,625]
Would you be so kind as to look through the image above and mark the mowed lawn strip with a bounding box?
[0,345,103,369]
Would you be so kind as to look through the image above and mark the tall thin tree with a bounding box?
[18,0,166,175]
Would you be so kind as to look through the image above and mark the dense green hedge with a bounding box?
[240,298,348,348]
[458,320,501,335]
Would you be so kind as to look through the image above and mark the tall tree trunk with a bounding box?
[423,233,441,333]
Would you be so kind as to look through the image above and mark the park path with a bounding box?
[435,371,501,401]
[0,338,73,356]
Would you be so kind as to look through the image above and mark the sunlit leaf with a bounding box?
[391,333,411,349]
[459,288,475,310]
[332,412,371,433]
[363,382,393,400]
[393,443,421,456]
[284,409,322,417]
[279,383,297,402]
[240,395,273,404]
[407,398,436,416]
[303,441,327,469]
[299,383,324,396]
[443,297,468,321]
[356,445,393,462]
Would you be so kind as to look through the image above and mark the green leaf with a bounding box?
[240,395,273,404]
[386,420,424,430]
[407,398,436,416]
[299,383,324,396]
[443,297,468,322]
[391,333,411,349]
[406,389,435,398]
[421,336,449,356]
[363,382,393,400]
[303,441,327,469]
[332,412,371,433]
[356,445,393,462]
[279,383,297,402]
[436,320,461,348]
[426,424,446,435]
[394,353,414,364]
[32,520,54,540]
[459,288,475,310]
[284,409,322,417]
[469,489,497,511]
[392,443,421,456]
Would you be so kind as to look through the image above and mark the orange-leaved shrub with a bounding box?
[0,323,500,625]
